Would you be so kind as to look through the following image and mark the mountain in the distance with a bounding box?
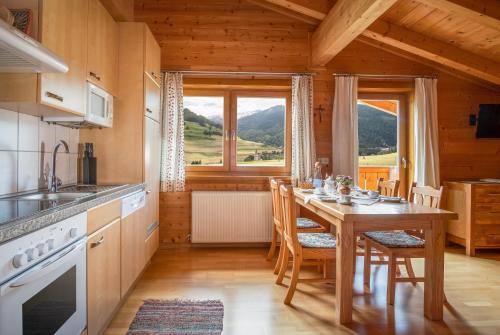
[209,115,223,126]
[237,105,285,148]
[184,108,222,129]
[358,104,397,155]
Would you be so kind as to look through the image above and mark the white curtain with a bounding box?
[160,72,185,192]
[331,75,359,184]
[414,78,440,188]
[291,75,316,182]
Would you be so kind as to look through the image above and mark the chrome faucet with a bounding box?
[49,140,70,193]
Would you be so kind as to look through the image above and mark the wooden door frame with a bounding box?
[358,93,410,197]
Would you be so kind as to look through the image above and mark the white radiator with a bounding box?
[192,191,273,243]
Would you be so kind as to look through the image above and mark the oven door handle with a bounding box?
[1,238,86,296]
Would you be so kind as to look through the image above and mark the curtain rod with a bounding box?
[167,70,317,77]
[333,73,437,79]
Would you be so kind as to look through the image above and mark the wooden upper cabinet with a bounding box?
[144,27,161,85]
[39,0,88,116]
[87,0,119,96]
[144,75,161,122]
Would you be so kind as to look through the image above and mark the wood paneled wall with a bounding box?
[135,0,312,72]
[135,2,500,245]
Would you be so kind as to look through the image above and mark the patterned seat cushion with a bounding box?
[363,231,425,248]
[298,233,336,249]
[296,217,322,229]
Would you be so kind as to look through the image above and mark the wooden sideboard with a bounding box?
[444,181,500,256]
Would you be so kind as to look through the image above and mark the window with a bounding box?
[183,89,291,174]
[183,93,227,167]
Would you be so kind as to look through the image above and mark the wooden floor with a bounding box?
[106,246,500,335]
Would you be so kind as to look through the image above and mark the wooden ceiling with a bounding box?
[245,0,500,88]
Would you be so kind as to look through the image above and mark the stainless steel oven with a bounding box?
[0,213,87,335]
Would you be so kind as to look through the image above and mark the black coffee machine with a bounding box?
[79,143,97,184]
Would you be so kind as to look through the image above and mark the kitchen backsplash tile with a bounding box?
[0,108,79,196]
[18,114,39,151]
[0,151,17,195]
[18,152,39,192]
[0,109,18,151]
[39,121,56,153]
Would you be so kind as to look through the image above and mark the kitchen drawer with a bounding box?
[473,224,500,247]
[474,203,500,225]
[474,185,500,203]
[88,199,121,233]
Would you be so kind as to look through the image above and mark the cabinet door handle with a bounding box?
[45,91,64,102]
[146,190,152,194]
[146,108,153,114]
[90,236,104,248]
[89,71,101,81]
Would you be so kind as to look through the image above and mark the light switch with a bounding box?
[318,157,329,165]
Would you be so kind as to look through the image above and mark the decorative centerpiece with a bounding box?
[335,175,353,195]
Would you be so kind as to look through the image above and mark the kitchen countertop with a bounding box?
[0,184,145,245]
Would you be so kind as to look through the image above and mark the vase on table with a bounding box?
[338,185,351,195]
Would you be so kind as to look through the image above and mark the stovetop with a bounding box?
[0,199,74,226]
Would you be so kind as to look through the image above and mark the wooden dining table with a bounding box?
[293,189,458,325]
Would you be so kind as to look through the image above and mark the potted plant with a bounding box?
[335,175,353,195]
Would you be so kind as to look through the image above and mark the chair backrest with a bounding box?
[409,185,445,209]
[279,184,299,251]
[377,178,400,197]
[405,183,445,239]
[269,178,285,231]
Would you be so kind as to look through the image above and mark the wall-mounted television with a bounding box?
[476,104,500,139]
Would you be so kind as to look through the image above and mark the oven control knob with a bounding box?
[69,228,78,238]
[13,253,28,268]
[36,243,48,256]
[25,248,38,262]
[46,239,55,251]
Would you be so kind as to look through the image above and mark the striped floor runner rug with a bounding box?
[127,299,224,335]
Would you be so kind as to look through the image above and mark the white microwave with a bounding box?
[43,82,113,128]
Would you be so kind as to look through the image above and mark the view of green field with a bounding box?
[359,152,397,166]
[184,120,283,166]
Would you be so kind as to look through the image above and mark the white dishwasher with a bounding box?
[122,191,146,218]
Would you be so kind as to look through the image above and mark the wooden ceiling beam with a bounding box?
[245,0,321,25]
[416,0,500,31]
[260,0,328,20]
[311,0,398,66]
[361,20,500,85]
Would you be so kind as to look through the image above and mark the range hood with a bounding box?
[0,18,68,73]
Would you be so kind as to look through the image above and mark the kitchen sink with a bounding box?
[13,192,94,201]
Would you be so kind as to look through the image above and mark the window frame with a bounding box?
[183,89,292,175]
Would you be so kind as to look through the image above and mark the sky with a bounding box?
[183,96,285,119]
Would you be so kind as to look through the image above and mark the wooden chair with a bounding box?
[355,178,401,268]
[377,178,400,196]
[267,178,326,276]
[276,184,336,305]
[362,183,445,305]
